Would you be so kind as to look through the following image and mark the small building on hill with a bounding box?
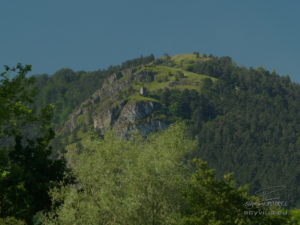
[140,86,148,96]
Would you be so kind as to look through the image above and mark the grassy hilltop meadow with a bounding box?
[1,53,300,224]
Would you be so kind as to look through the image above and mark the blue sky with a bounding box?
[1,0,300,82]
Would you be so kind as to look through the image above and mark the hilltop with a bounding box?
[59,54,216,139]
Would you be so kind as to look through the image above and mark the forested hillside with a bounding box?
[1,53,300,224]
[36,53,299,208]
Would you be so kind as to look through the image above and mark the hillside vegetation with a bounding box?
[33,53,300,209]
[3,53,299,224]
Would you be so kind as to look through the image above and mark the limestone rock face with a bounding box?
[118,101,160,122]
[62,70,167,138]
[93,100,127,132]
[113,101,166,138]
[91,100,165,137]
[63,105,91,133]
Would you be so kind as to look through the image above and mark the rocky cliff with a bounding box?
[62,69,168,138]
[61,54,213,138]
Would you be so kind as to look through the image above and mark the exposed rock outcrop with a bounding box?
[113,100,166,138]
[62,69,167,138]
[93,100,127,132]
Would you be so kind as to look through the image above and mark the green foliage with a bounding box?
[191,65,300,207]
[180,159,294,225]
[137,65,215,92]
[42,123,194,225]
[0,64,35,136]
[121,54,155,69]
[290,209,300,224]
[127,94,159,103]
[0,217,26,225]
[15,53,300,223]
[186,55,235,78]
[42,123,295,225]
[0,64,67,224]
[153,88,215,123]
[0,133,66,222]
[33,69,108,125]
[170,54,211,69]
